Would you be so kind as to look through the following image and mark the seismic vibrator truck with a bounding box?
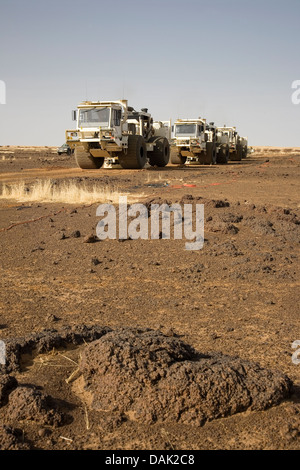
[66,100,171,170]
[171,118,221,165]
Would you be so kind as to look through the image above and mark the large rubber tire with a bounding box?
[118,135,147,169]
[242,146,248,159]
[216,144,229,164]
[170,153,186,165]
[230,145,243,161]
[201,142,217,164]
[75,145,104,169]
[148,137,170,167]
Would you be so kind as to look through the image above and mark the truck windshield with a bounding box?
[175,124,196,136]
[79,107,110,128]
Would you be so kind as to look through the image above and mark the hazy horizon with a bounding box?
[0,0,299,147]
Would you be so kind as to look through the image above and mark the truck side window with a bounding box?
[114,110,121,126]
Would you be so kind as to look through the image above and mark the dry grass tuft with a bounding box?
[0,179,141,205]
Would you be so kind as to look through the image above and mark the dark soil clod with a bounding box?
[76,327,293,427]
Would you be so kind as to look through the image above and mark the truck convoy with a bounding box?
[216,126,248,162]
[66,100,170,170]
[171,120,247,166]
[65,99,248,169]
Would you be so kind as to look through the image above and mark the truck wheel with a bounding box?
[75,145,104,169]
[216,144,229,164]
[170,153,186,165]
[230,145,243,161]
[203,142,217,164]
[148,137,170,167]
[242,146,248,159]
[118,135,147,169]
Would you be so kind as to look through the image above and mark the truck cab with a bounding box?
[73,100,128,156]
[174,119,207,161]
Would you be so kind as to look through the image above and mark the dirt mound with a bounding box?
[179,195,230,208]
[5,386,64,427]
[207,220,239,234]
[76,328,292,426]
[244,216,276,235]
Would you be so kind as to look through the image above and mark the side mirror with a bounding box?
[72,110,77,121]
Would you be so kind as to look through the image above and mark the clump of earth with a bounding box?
[0,425,30,450]
[75,327,292,426]
[5,386,64,427]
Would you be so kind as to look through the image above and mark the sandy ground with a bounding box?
[0,145,299,450]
